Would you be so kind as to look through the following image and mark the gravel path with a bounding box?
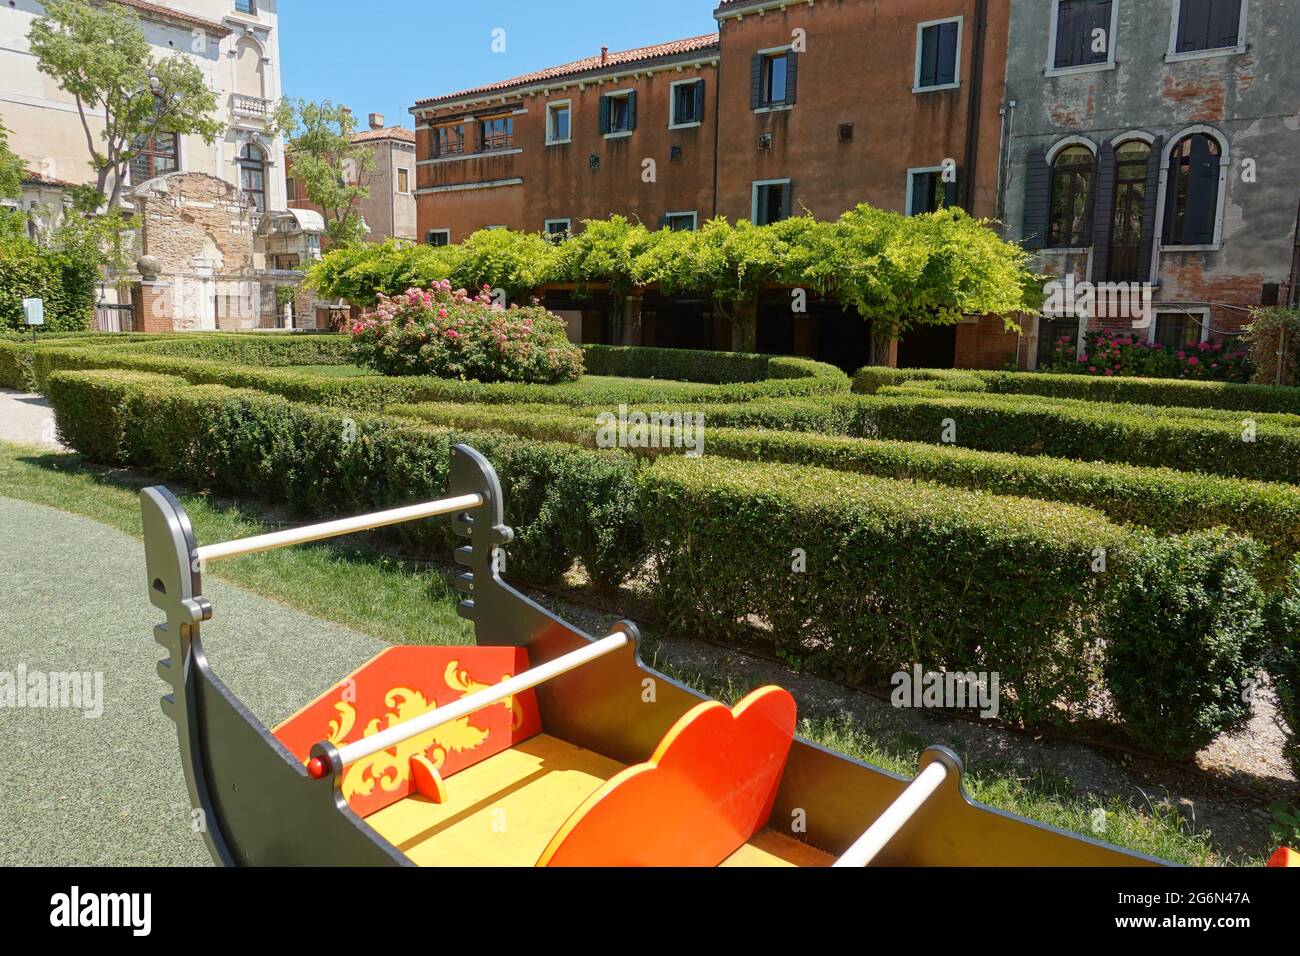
[0,389,65,450]
[0,496,384,866]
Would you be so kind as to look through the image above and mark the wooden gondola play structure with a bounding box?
[140,444,1297,868]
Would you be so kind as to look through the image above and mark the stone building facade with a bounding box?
[1002,0,1300,369]
[1,0,287,212]
[285,113,418,244]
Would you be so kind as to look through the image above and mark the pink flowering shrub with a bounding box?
[1043,329,1253,383]
[349,282,584,383]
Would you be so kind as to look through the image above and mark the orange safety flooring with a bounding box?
[364,733,833,867]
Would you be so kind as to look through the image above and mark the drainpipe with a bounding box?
[962,0,989,211]
[711,47,722,218]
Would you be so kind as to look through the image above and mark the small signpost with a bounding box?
[22,297,44,343]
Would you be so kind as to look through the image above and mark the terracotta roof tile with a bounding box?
[414,33,720,108]
[22,168,77,188]
[352,126,416,144]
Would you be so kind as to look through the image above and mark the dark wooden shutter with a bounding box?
[1021,146,1051,249]
[659,214,669,230]
[627,91,637,131]
[937,21,959,84]
[785,51,799,104]
[598,94,611,134]
[1136,135,1164,281]
[1183,134,1220,244]
[750,53,764,108]
[1176,0,1210,53]
[918,26,938,87]
[693,79,706,122]
[1056,0,1113,69]
[1091,141,1117,279]
[1208,0,1242,48]
[780,181,793,220]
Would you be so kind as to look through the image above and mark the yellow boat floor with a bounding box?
[363,733,833,867]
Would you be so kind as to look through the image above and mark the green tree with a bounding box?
[278,99,375,246]
[305,238,456,306]
[28,0,223,207]
[0,118,23,202]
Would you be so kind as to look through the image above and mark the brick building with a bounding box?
[409,0,1299,371]
[286,112,418,244]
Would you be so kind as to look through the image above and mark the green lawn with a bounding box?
[0,439,1233,865]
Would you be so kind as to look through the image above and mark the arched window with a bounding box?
[1048,144,1094,247]
[1163,132,1222,246]
[238,142,266,212]
[1108,140,1152,281]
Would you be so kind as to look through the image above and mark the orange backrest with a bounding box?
[275,646,540,817]
[538,685,797,867]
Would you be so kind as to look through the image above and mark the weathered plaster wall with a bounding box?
[1002,0,1300,361]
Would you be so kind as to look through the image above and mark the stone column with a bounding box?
[131,280,174,333]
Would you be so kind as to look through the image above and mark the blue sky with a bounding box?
[278,0,717,131]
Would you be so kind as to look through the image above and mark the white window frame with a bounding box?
[603,88,635,139]
[1153,124,1231,253]
[750,178,791,226]
[544,218,572,239]
[913,16,963,93]
[1149,306,1211,347]
[484,225,508,231]
[396,167,412,195]
[427,228,451,247]
[754,44,795,113]
[904,164,949,215]
[545,99,572,146]
[1167,0,1248,62]
[1045,136,1099,252]
[669,79,703,130]
[664,210,699,231]
[1045,0,1121,78]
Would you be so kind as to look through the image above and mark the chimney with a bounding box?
[368,112,385,131]
[600,46,608,66]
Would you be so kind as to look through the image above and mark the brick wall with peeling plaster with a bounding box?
[1001,0,1300,368]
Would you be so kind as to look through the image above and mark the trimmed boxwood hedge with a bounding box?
[879,382,1300,430]
[1267,558,1300,778]
[387,400,1300,578]
[854,364,1300,415]
[841,393,1300,483]
[8,340,850,409]
[89,333,352,367]
[642,456,1108,726]
[47,369,1283,751]
[581,344,847,386]
[45,370,645,589]
[1103,530,1266,759]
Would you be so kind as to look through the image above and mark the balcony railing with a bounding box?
[232,94,271,120]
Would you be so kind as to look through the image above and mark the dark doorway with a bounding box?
[896,324,957,369]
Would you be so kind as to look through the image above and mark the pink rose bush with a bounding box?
[349,282,584,383]
[1044,329,1253,383]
